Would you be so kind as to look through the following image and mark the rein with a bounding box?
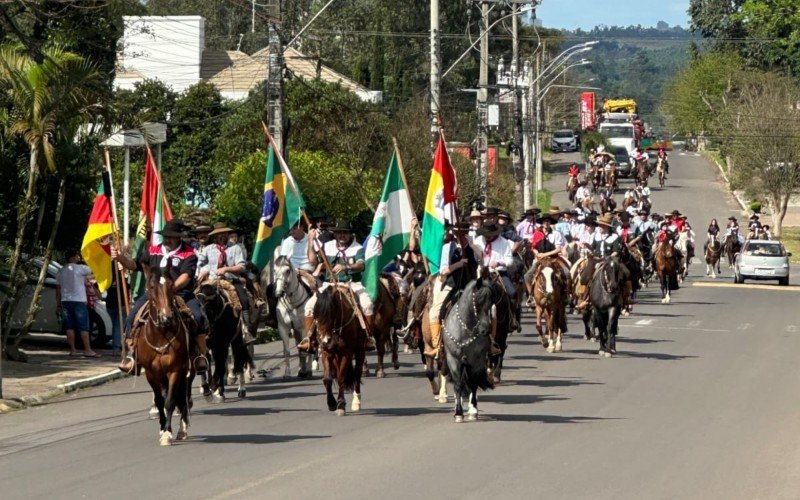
[142,303,185,355]
[318,287,358,339]
[443,289,485,350]
[277,267,312,310]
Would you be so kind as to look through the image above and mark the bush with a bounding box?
[749,201,762,213]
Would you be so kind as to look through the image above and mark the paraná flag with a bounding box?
[131,147,173,298]
[251,147,305,270]
[80,173,114,292]
[421,132,458,275]
[363,152,414,300]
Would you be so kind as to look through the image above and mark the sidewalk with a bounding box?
[0,335,291,413]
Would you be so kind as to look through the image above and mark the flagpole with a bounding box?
[392,137,430,276]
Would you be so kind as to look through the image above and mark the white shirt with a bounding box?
[473,235,514,270]
[56,263,92,303]
[547,230,567,249]
[279,234,313,271]
[575,186,591,201]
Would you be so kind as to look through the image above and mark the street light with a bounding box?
[539,59,592,94]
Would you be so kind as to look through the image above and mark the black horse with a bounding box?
[585,257,626,358]
[195,281,253,401]
[442,278,495,423]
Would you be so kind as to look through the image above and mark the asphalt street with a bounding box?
[1,152,799,500]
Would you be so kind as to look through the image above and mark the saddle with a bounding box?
[198,279,242,317]
[134,295,196,332]
[380,273,407,325]
[296,269,320,294]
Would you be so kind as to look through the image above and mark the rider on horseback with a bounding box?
[298,220,377,353]
[197,222,256,344]
[114,219,209,374]
[657,147,669,175]
[575,213,625,311]
[722,216,740,246]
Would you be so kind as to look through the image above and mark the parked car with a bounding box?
[608,145,633,177]
[734,240,791,286]
[551,129,578,152]
[0,258,113,347]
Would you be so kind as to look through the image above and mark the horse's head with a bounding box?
[312,286,345,347]
[195,280,223,315]
[147,272,177,328]
[468,279,495,338]
[601,257,623,295]
[273,256,295,297]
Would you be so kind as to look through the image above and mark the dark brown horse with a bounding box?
[367,277,400,378]
[314,285,366,415]
[635,160,649,186]
[136,273,195,446]
[528,258,568,353]
[704,235,722,278]
[654,243,679,303]
[724,231,742,269]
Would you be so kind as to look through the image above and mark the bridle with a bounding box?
[275,264,312,310]
[443,287,486,350]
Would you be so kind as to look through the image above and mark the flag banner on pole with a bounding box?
[421,132,459,275]
[80,174,114,292]
[131,147,173,298]
[363,152,414,300]
[252,147,306,270]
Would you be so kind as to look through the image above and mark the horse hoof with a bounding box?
[211,394,225,404]
[598,349,606,357]
[554,344,562,353]
[351,401,361,412]
[589,337,597,343]
[237,389,246,399]
[335,409,346,417]
[159,432,173,446]
[601,350,612,358]
[176,430,188,441]
[438,395,448,404]
[312,360,319,371]
[454,415,464,423]
[393,362,400,370]
[148,406,159,419]
[227,376,237,386]
[376,370,386,379]
[466,413,477,422]
[297,370,311,379]
[546,345,555,353]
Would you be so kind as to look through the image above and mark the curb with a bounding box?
[703,151,749,212]
[0,370,127,414]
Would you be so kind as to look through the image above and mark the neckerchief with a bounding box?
[160,244,180,269]
[216,244,227,267]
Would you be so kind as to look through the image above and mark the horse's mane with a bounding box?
[274,255,291,268]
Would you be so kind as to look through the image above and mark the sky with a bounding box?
[535,0,690,30]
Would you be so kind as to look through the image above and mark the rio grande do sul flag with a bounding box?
[421,132,458,275]
[363,152,414,300]
[80,173,114,292]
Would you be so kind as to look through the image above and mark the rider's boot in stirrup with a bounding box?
[118,336,136,374]
[193,334,209,374]
[364,314,377,352]
[424,322,441,357]
[240,309,256,345]
[297,316,316,352]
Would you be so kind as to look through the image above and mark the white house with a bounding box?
[116,16,382,103]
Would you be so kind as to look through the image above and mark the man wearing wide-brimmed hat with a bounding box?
[299,220,377,352]
[474,222,517,330]
[467,209,483,241]
[515,208,540,241]
[722,216,740,247]
[190,224,212,250]
[197,222,255,341]
[497,210,523,250]
[112,219,209,374]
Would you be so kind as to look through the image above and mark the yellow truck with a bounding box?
[602,98,637,114]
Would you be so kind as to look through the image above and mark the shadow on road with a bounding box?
[367,406,451,417]
[486,414,621,424]
[481,394,568,405]
[618,337,674,344]
[195,433,329,444]
[618,351,697,361]
[503,378,602,388]
[198,406,313,417]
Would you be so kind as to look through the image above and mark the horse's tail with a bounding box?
[343,356,359,392]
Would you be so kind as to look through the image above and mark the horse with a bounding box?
[314,284,366,416]
[591,165,604,191]
[723,231,742,269]
[567,174,579,203]
[367,276,401,378]
[486,272,515,384]
[587,256,626,357]
[442,278,495,423]
[528,258,568,353]
[599,188,616,214]
[653,242,679,303]
[136,273,194,446]
[635,159,649,186]
[656,158,667,188]
[704,235,722,278]
[270,256,315,379]
[675,231,692,282]
[605,165,618,192]
[620,241,643,315]
[407,278,449,403]
[195,280,253,401]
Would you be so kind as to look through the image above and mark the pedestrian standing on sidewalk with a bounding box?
[56,250,100,358]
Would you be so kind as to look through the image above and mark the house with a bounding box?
[116,16,381,103]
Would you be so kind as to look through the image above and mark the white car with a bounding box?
[734,240,791,286]
[3,259,113,347]
[551,129,578,152]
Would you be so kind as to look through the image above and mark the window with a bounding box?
[554,131,574,138]
[745,243,784,257]
[600,126,634,139]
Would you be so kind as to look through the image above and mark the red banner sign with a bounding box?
[579,92,595,130]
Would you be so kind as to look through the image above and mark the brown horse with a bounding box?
[314,285,366,415]
[406,278,449,403]
[653,243,679,303]
[635,160,649,186]
[566,175,579,203]
[528,258,568,353]
[367,277,400,378]
[136,273,195,446]
[605,166,618,192]
[723,231,742,269]
[704,235,722,278]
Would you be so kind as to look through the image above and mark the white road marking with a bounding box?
[787,325,797,333]
[688,320,701,327]
[737,323,752,330]
[693,282,800,292]
[635,319,653,325]
[621,324,730,333]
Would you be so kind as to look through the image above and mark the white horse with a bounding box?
[675,231,691,283]
[273,256,315,379]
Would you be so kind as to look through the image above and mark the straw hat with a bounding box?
[597,213,614,229]
[208,222,234,237]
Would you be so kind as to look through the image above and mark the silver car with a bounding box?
[551,129,578,152]
[734,240,791,286]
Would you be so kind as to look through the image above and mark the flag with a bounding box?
[363,152,414,300]
[252,147,305,270]
[80,173,114,292]
[131,147,173,298]
[421,133,459,275]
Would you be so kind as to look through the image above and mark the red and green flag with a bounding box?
[421,132,459,275]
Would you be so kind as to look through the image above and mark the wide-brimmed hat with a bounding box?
[597,213,614,228]
[584,216,598,227]
[331,220,355,232]
[638,210,649,216]
[618,211,631,222]
[548,205,562,217]
[478,223,502,238]
[498,210,513,221]
[728,216,737,221]
[749,214,759,219]
[468,209,482,220]
[671,209,682,216]
[192,224,212,235]
[208,222,234,237]
[537,214,557,224]
[659,220,669,227]
[483,207,500,217]
[156,219,190,238]
[520,208,541,220]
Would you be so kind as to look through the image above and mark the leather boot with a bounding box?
[193,334,209,373]
[297,316,316,352]
[364,314,376,352]
[118,337,136,374]
[265,294,278,328]
[241,310,256,344]
[424,322,441,357]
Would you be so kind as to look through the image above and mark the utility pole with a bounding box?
[477,0,490,201]
[267,18,284,156]
[532,40,544,206]
[430,0,440,150]
[510,3,525,212]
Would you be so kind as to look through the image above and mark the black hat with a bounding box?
[537,214,557,224]
[638,209,648,216]
[483,207,500,217]
[331,220,355,232]
[728,216,737,221]
[498,210,512,220]
[618,211,631,222]
[671,209,682,216]
[750,214,759,220]
[478,223,502,238]
[156,219,190,238]
[584,216,598,227]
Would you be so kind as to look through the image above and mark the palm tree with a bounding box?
[0,43,103,367]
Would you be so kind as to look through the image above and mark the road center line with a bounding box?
[693,282,800,292]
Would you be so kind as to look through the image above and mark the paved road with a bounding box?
[2,152,800,500]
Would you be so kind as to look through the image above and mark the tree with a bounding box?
[0,43,103,368]
[725,73,800,236]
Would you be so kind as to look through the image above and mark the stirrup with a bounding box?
[118,355,135,374]
[297,337,313,352]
